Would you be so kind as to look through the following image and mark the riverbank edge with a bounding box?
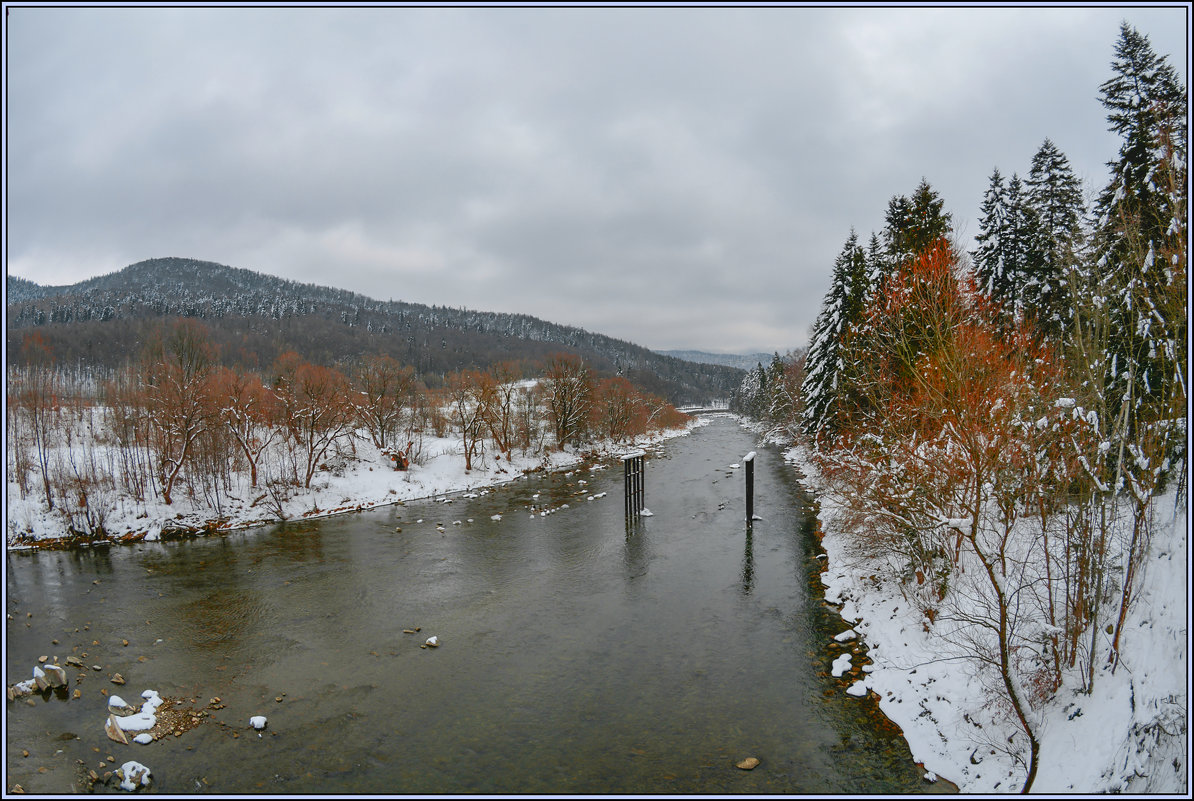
[732,418,960,792]
[5,419,708,554]
[804,495,962,794]
[772,419,1188,794]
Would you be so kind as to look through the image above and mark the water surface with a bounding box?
[6,416,942,794]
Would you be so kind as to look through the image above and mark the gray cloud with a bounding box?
[6,5,1187,354]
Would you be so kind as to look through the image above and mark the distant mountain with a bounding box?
[6,257,743,405]
[656,349,777,371]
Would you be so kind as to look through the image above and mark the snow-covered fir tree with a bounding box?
[973,170,1042,323]
[972,168,1010,299]
[882,179,952,266]
[1024,138,1086,339]
[1086,22,1187,452]
[801,230,869,445]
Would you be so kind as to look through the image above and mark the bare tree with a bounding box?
[211,366,279,488]
[444,370,488,471]
[591,376,643,443]
[543,353,591,450]
[11,334,61,509]
[272,356,355,489]
[141,320,216,505]
[482,361,522,460]
[352,354,417,450]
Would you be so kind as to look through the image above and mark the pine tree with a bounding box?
[1024,138,1085,340]
[801,231,869,444]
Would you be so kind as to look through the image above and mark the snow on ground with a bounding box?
[785,439,1189,795]
[6,418,707,547]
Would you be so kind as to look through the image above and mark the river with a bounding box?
[5,415,947,794]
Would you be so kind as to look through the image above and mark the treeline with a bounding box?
[736,24,1186,792]
[728,350,805,438]
[5,257,743,406]
[6,319,688,538]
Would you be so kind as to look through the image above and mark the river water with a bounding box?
[5,415,944,794]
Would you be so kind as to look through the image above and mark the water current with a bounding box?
[5,415,950,794]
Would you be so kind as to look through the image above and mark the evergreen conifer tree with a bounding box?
[883,179,953,265]
[1025,138,1085,339]
[864,231,888,294]
[973,170,1041,322]
[1088,22,1187,441]
[973,168,1010,300]
[801,230,869,444]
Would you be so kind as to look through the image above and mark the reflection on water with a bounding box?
[5,418,948,795]
[741,530,756,596]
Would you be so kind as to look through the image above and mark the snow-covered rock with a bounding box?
[117,760,151,791]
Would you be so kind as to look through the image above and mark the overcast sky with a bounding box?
[4,4,1188,354]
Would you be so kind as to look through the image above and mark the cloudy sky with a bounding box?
[5,5,1188,354]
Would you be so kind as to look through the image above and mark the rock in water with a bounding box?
[43,665,67,688]
[736,757,760,770]
[117,761,151,791]
[105,714,130,745]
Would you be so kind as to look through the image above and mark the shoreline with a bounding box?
[6,420,707,553]
[5,467,541,553]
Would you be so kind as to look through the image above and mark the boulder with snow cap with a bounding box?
[116,760,151,791]
[42,663,68,688]
[105,714,131,745]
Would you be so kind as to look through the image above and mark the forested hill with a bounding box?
[5,257,742,404]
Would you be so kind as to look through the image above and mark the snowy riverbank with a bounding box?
[6,418,707,549]
[783,438,1188,795]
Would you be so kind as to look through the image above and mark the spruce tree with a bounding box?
[1089,22,1187,441]
[1080,22,1188,669]
[1004,173,1044,320]
[801,230,869,445]
[765,352,794,426]
[883,179,953,265]
[1025,138,1085,339]
[973,168,1010,301]
[863,231,889,295]
[975,168,1048,328]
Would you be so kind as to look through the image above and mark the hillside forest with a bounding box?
[730,24,1186,791]
[7,316,690,542]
